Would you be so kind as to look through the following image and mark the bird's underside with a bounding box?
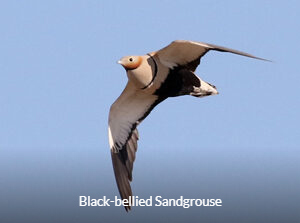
[108,40,267,211]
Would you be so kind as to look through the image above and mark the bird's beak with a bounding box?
[117,59,127,69]
[117,59,125,66]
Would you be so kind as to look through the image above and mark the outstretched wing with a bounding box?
[155,40,269,71]
[108,81,162,211]
[110,129,138,212]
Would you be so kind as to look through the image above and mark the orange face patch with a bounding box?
[121,56,142,70]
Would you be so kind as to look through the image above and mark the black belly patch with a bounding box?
[154,68,200,97]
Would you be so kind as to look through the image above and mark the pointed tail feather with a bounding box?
[191,79,219,97]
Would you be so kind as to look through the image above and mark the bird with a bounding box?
[108,40,267,211]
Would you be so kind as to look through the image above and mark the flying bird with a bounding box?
[108,40,267,211]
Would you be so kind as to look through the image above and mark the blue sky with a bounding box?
[0,1,299,222]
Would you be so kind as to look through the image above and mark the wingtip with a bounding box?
[254,56,273,63]
[125,205,131,212]
[264,58,273,63]
[226,50,272,63]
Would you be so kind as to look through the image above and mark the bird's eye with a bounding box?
[129,58,133,62]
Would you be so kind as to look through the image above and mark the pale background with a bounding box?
[0,1,299,222]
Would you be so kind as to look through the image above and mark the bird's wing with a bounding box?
[108,82,162,211]
[155,40,269,71]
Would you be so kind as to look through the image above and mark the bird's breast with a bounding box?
[126,55,155,90]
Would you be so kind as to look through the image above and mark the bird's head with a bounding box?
[117,56,142,71]
[117,55,154,89]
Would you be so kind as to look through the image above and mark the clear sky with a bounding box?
[0,1,299,222]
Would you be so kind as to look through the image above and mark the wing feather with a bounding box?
[155,40,269,70]
[108,82,162,211]
[109,39,269,212]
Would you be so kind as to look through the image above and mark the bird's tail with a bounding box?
[191,78,219,97]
